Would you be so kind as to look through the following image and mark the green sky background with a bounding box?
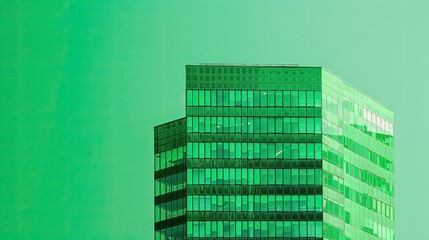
[1,1,428,239]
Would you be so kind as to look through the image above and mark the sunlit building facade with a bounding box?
[154,65,394,239]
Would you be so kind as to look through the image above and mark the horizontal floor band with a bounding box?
[187,211,323,221]
[155,189,186,205]
[155,215,186,231]
[187,185,323,196]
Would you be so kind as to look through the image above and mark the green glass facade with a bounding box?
[154,65,394,240]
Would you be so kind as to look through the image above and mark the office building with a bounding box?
[154,65,394,239]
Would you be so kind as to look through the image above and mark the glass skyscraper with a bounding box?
[154,65,394,240]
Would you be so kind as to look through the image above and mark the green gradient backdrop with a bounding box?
[1,1,428,239]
